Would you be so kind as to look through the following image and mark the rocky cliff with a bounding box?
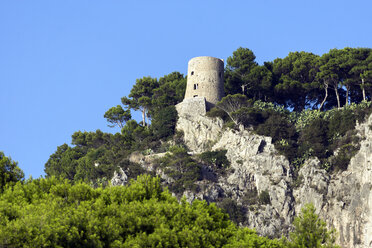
[173,103,372,248]
[293,117,372,248]
[113,103,372,247]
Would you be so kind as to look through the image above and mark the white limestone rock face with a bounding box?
[293,158,330,214]
[329,115,372,248]
[175,99,223,153]
[182,182,224,203]
[176,105,295,238]
[175,97,207,116]
[348,116,372,248]
[175,104,372,247]
[111,167,128,186]
[212,128,295,237]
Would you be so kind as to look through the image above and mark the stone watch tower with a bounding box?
[184,56,225,110]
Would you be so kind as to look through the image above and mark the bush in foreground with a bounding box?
[0,175,285,247]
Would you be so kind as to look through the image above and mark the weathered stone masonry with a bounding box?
[184,56,225,110]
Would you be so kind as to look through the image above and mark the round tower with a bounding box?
[184,56,225,109]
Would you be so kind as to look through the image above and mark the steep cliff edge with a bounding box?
[176,102,295,238]
[174,103,372,248]
[293,116,372,248]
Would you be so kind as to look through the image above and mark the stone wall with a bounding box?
[175,97,207,117]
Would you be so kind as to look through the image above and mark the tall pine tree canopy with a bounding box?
[0,175,286,248]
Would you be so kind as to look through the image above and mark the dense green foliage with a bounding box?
[0,175,287,247]
[0,174,340,247]
[45,72,185,185]
[121,76,159,127]
[199,150,230,168]
[216,198,246,224]
[216,94,250,125]
[121,72,186,127]
[44,129,150,184]
[104,105,131,129]
[0,152,24,192]
[216,95,372,171]
[151,105,178,139]
[224,47,372,110]
[155,146,203,193]
[286,204,339,248]
[152,72,186,112]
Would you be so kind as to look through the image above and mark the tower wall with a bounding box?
[184,56,225,109]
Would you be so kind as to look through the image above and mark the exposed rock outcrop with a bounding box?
[175,99,223,153]
[111,167,128,186]
[176,105,295,238]
[174,106,372,247]
[289,115,372,248]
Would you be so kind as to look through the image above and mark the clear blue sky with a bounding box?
[1,1,371,178]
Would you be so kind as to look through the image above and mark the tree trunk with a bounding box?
[142,109,146,127]
[118,120,123,129]
[241,84,246,94]
[362,78,366,101]
[145,111,149,128]
[226,112,238,125]
[334,84,341,109]
[319,82,328,110]
[345,85,349,106]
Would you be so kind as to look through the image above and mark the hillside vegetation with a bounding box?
[45,47,372,184]
[2,46,372,246]
[0,173,338,247]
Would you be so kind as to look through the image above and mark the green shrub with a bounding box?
[199,150,230,168]
[253,100,289,116]
[330,143,360,171]
[287,203,339,247]
[241,188,259,206]
[255,113,296,143]
[231,107,265,127]
[151,105,178,139]
[327,109,356,141]
[0,152,24,192]
[166,161,202,193]
[290,109,324,131]
[206,106,230,121]
[274,139,298,162]
[217,198,246,224]
[254,113,298,161]
[353,101,372,122]
[258,190,271,205]
[156,146,202,193]
[224,120,238,130]
[299,118,329,159]
[118,159,150,179]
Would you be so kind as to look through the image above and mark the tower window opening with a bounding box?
[219,72,222,78]
[194,83,198,90]
[191,71,194,76]
[193,95,198,97]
